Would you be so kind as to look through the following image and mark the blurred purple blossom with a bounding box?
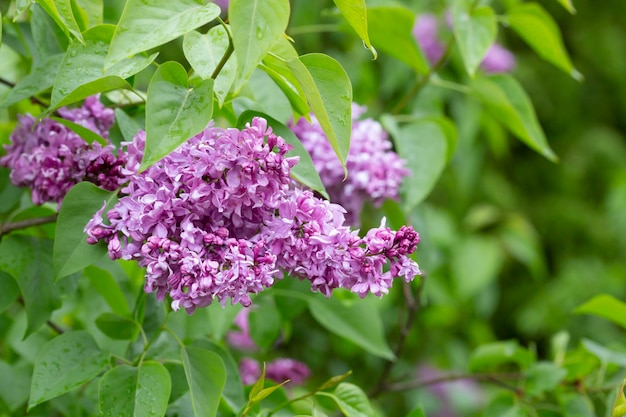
[413,14,446,64]
[227,308,257,350]
[239,358,311,386]
[480,43,517,73]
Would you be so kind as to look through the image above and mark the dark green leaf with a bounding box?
[230,0,290,90]
[471,74,557,161]
[333,0,376,58]
[452,5,497,76]
[53,182,117,280]
[575,294,626,330]
[237,110,328,198]
[506,3,581,79]
[0,236,60,337]
[0,271,20,314]
[142,61,214,170]
[105,0,220,68]
[95,313,140,340]
[248,296,281,350]
[29,330,110,409]
[181,346,226,417]
[469,340,535,372]
[50,116,108,145]
[366,7,429,74]
[1,53,64,108]
[84,265,131,315]
[0,361,32,412]
[98,361,171,417]
[35,0,84,42]
[114,108,142,142]
[30,4,68,58]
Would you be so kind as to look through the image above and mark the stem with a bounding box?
[46,320,65,334]
[211,18,235,80]
[0,214,59,237]
[383,372,522,393]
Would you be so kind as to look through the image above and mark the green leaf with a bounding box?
[142,61,214,170]
[0,361,31,412]
[452,5,497,77]
[575,294,626,330]
[395,118,448,211]
[29,330,110,409]
[582,339,626,367]
[405,405,427,417]
[84,265,131,315]
[316,371,353,392]
[469,340,535,372]
[95,313,140,340]
[51,116,108,145]
[181,346,226,417]
[250,380,289,403]
[259,60,310,118]
[287,53,352,171]
[114,108,142,142]
[74,0,103,28]
[53,182,117,280]
[35,0,84,42]
[307,295,394,360]
[451,235,504,300]
[0,271,20,314]
[331,382,376,417]
[15,0,34,17]
[30,3,69,58]
[0,236,61,337]
[98,361,171,417]
[1,53,64,108]
[51,24,157,109]
[506,3,581,79]
[236,110,328,198]
[471,74,557,161]
[333,0,376,59]
[554,0,576,13]
[366,7,429,74]
[105,0,220,68]
[248,296,282,350]
[230,0,290,90]
[183,25,237,106]
[524,362,567,396]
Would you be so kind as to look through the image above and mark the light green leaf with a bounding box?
[35,0,84,42]
[30,4,69,58]
[236,110,328,198]
[406,405,427,417]
[395,118,448,211]
[451,235,504,300]
[29,331,109,409]
[51,116,108,145]
[582,339,626,367]
[0,236,61,337]
[0,271,20,314]
[114,108,142,142]
[452,5,497,77]
[554,0,576,13]
[506,3,581,79]
[333,0,376,59]
[142,61,214,170]
[52,24,157,109]
[181,346,226,417]
[53,182,117,280]
[307,296,394,360]
[1,53,64,108]
[575,294,626,330]
[95,313,140,341]
[471,74,557,161]
[0,361,31,412]
[105,0,220,68]
[259,60,310,118]
[98,362,171,417]
[366,7,429,74]
[469,340,535,372]
[230,0,290,90]
[287,53,352,171]
[524,362,567,396]
[84,265,131,316]
[184,25,236,106]
[332,383,376,417]
[15,0,34,17]
[316,371,353,392]
[74,0,103,28]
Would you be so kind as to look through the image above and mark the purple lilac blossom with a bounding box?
[85,118,421,313]
[289,104,410,225]
[412,14,446,64]
[239,358,311,386]
[0,96,127,205]
[417,365,483,417]
[480,43,516,73]
[227,308,257,350]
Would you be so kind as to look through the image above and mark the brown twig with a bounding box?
[0,77,50,109]
[0,214,59,237]
[383,372,522,393]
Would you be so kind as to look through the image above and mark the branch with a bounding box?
[383,372,522,393]
[0,214,59,237]
[0,77,50,109]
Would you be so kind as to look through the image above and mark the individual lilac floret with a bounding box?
[413,13,446,64]
[239,358,311,386]
[0,96,126,205]
[290,104,409,225]
[85,118,421,312]
[480,43,516,73]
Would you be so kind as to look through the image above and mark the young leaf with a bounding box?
[395,118,448,212]
[506,3,581,80]
[29,330,110,409]
[105,0,220,68]
[230,0,290,90]
[142,61,214,170]
[575,294,626,330]
[53,182,117,280]
[406,405,427,417]
[35,0,84,42]
[50,116,108,145]
[366,7,429,75]
[333,0,376,59]
[471,74,557,161]
[0,236,61,338]
[452,5,497,77]
[236,110,329,198]
[183,25,237,106]
[181,346,226,417]
[95,313,140,340]
[316,371,353,392]
[51,24,157,109]
[287,53,352,171]
[307,296,394,360]
[98,361,171,417]
[331,382,376,417]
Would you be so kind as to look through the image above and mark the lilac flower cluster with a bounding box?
[85,118,421,313]
[290,105,410,225]
[413,13,516,73]
[240,358,311,385]
[0,96,128,205]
